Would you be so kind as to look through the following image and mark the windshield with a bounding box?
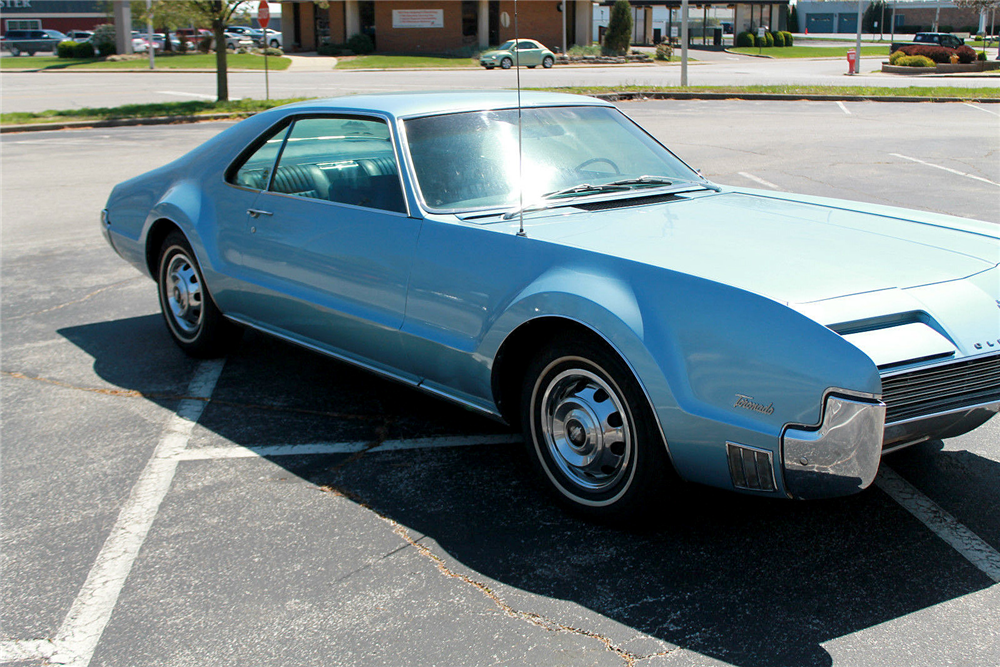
[498,40,515,50]
[403,106,700,212]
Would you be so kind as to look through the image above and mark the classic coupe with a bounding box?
[101,92,1000,518]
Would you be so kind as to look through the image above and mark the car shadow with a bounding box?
[60,317,999,667]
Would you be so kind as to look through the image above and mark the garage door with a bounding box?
[838,13,858,33]
[807,14,833,33]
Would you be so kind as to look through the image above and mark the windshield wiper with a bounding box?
[501,183,631,220]
[603,175,675,187]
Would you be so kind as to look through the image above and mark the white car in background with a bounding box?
[262,28,282,49]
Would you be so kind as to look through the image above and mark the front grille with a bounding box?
[881,353,1000,424]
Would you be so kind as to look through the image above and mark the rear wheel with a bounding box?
[157,231,240,357]
[521,337,671,519]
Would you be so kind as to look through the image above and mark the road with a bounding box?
[2,101,999,667]
[2,53,998,113]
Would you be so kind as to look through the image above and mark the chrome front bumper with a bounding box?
[781,394,886,500]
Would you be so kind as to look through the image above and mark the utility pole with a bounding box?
[681,0,689,86]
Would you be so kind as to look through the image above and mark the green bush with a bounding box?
[896,54,936,67]
[346,33,374,55]
[567,44,602,56]
[91,23,116,56]
[978,51,988,61]
[762,31,774,48]
[782,31,793,47]
[736,31,754,47]
[262,46,283,57]
[57,40,76,58]
[654,41,672,61]
[889,49,906,65]
[771,31,784,47]
[604,0,633,55]
[72,41,95,58]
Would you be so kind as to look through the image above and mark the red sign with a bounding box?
[258,1,270,30]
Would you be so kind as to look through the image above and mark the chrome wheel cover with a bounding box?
[163,252,203,339]
[539,368,632,493]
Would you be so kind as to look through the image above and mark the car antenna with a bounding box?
[514,0,527,238]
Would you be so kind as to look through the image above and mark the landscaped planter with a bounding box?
[882,60,1000,74]
[557,53,652,65]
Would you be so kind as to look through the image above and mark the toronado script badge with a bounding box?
[734,394,775,415]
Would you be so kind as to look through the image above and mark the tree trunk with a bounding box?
[163,26,172,52]
[213,17,228,102]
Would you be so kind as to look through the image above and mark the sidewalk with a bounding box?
[284,52,336,72]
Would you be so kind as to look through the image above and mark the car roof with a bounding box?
[273,91,611,120]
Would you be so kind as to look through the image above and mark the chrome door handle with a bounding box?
[247,209,273,218]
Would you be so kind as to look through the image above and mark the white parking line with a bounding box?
[47,360,226,667]
[175,433,523,461]
[836,101,852,115]
[155,90,216,100]
[737,171,780,189]
[890,153,1000,187]
[963,102,1000,117]
[877,466,1000,583]
[0,639,58,663]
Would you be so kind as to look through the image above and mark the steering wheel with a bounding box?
[575,157,621,175]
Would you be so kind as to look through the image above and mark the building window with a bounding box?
[5,19,41,31]
[462,0,477,37]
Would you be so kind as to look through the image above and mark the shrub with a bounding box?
[346,32,374,55]
[955,45,976,64]
[762,31,774,48]
[317,41,339,56]
[72,41,95,58]
[889,49,907,65]
[781,31,793,47]
[897,44,954,63]
[604,0,633,55]
[262,47,283,57]
[736,31,754,47]
[91,23,116,56]
[771,31,784,47]
[567,44,602,56]
[978,51,988,61]
[655,41,672,61]
[57,40,77,58]
[897,55,936,67]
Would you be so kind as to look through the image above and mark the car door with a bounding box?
[234,114,421,374]
[518,41,542,66]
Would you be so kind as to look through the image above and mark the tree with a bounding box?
[788,6,799,33]
[131,1,199,52]
[604,0,633,55]
[953,0,1000,56]
[862,0,888,36]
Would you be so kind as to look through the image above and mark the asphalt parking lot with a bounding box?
[2,100,999,667]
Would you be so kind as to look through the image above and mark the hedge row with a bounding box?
[735,30,794,48]
[895,43,976,64]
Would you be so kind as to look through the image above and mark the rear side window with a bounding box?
[269,116,406,213]
[230,123,291,190]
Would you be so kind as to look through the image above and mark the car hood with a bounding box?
[519,188,999,305]
[480,49,511,57]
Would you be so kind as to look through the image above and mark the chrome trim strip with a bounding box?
[885,399,1000,427]
[224,314,505,422]
[880,350,1000,379]
[781,394,886,500]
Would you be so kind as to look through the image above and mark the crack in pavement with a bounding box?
[2,276,143,321]
[317,482,674,666]
[1,370,386,421]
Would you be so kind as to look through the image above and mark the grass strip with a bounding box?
[729,45,890,58]
[0,53,291,71]
[535,85,1000,100]
[0,98,306,126]
[334,54,479,69]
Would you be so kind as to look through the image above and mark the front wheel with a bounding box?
[500,57,512,69]
[9,46,20,56]
[542,56,554,68]
[157,231,240,357]
[270,39,280,48]
[521,338,671,519]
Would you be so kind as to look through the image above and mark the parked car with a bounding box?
[100,92,1000,519]
[225,25,264,44]
[223,31,255,50]
[175,28,212,49]
[65,30,94,42]
[891,31,965,52]
[261,28,282,49]
[480,39,555,69]
[1,29,68,56]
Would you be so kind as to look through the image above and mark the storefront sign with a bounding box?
[392,9,444,29]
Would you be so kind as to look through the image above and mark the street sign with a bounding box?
[258,1,270,30]
[500,11,510,28]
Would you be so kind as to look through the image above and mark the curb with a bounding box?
[4,91,999,133]
[591,91,1000,103]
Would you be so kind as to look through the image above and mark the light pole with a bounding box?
[854,0,863,74]
[146,0,155,70]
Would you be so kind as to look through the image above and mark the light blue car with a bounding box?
[101,92,1000,519]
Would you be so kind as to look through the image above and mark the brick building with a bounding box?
[280,0,592,53]
[0,0,106,35]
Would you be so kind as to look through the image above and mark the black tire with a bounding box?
[521,336,672,520]
[270,39,280,48]
[484,64,495,69]
[542,56,554,68]
[527,65,536,69]
[157,231,240,358]
[500,57,512,69]
[10,46,20,57]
